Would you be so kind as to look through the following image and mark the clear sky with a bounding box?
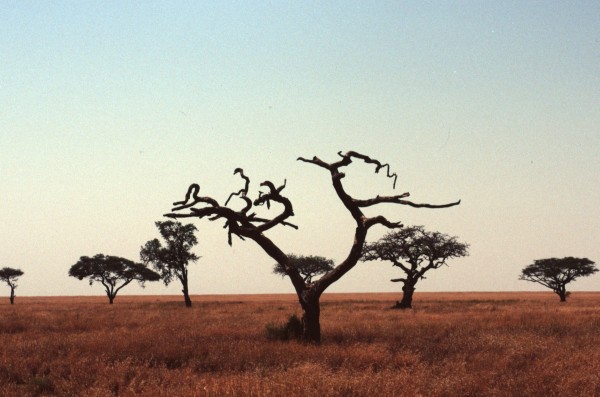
[1,1,599,297]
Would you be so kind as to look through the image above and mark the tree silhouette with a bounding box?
[165,151,460,342]
[140,221,200,307]
[519,257,597,302]
[362,225,469,308]
[273,255,334,284]
[0,267,24,305]
[68,254,160,304]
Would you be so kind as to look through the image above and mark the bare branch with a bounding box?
[172,184,219,211]
[356,194,460,209]
[397,199,461,209]
[297,156,334,170]
[252,180,295,232]
[225,168,250,206]
[339,151,398,189]
[364,216,403,230]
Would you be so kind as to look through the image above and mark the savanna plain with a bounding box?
[1,292,600,397]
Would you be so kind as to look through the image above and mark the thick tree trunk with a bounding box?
[558,292,567,302]
[301,297,321,343]
[108,295,114,304]
[10,288,15,305]
[556,285,567,302]
[394,282,415,309]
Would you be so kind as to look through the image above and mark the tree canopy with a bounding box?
[519,257,597,302]
[273,255,335,284]
[362,225,469,308]
[140,220,199,307]
[0,267,23,283]
[69,254,160,304]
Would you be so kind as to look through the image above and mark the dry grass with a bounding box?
[2,292,600,396]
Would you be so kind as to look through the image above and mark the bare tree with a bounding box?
[0,267,24,305]
[362,226,469,309]
[520,257,597,302]
[165,151,460,342]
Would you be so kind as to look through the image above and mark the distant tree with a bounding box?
[164,151,460,343]
[273,255,335,284]
[140,221,199,307]
[68,254,160,304]
[362,226,469,309]
[519,257,597,302]
[0,267,24,305]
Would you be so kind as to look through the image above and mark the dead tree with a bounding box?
[165,151,460,343]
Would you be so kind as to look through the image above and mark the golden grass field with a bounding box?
[1,292,600,396]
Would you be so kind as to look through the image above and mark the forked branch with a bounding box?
[298,150,460,229]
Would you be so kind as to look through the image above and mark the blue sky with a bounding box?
[1,1,599,297]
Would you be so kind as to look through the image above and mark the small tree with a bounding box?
[519,257,597,302]
[362,226,469,309]
[273,255,334,284]
[0,267,24,305]
[68,254,160,304]
[164,151,460,342]
[140,221,200,307]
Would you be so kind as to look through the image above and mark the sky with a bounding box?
[1,1,599,297]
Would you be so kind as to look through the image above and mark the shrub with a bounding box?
[265,314,303,341]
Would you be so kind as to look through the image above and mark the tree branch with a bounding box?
[338,150,398,188]
[172,184,219,211]
[224,168,251,207]
[356,194,461,209]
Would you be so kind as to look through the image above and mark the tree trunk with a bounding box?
[181,272,192,307]
[394,282,415,309]
[182,287,192,308]
[556,285,567,302]
[301,296,321,343]
[10,287,15,305]
[108,295,114,304]
[558,291,567,302]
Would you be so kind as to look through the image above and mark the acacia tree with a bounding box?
[140,221,199,307]
[362,225,469,309]
[68,254,160,304]
[0,267,24,305]
[273,255,335,284]
[519,257,597,302]
[164,151,460,343]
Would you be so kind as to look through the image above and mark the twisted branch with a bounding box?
[338,151,398,188]
[165,170,296,246]
[172,184,219,211]
[224,168,250,206]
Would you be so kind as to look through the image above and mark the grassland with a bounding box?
[1,292,600,396]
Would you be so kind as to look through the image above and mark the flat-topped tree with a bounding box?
[520,257,597,302]
[274,255,335,284]
[362,225,469,309]
[165,151,460,343]
[0,267,24,305]
[69,254,160,304]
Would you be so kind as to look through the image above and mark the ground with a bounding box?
[1,292,599,396]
